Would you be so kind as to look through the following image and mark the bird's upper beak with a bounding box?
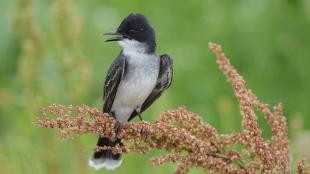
[104,30,124,42]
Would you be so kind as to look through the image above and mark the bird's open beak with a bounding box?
[104,30,124,42]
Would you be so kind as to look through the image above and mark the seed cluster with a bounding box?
[35,43,308,174]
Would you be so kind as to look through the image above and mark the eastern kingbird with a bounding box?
[89,13,173,170]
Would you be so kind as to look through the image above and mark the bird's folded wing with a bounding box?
[102,55,126,113]
[128,54,173,121]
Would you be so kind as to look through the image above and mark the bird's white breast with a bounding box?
[111,50,159,123]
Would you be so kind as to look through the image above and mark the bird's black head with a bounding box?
[104,13,156,53]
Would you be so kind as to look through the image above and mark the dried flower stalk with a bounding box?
[35,43,309,174]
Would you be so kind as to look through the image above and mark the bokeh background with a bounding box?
[0,0,309,173]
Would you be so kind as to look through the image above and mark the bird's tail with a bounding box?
[89,137,123,170]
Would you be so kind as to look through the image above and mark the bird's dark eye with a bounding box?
[129,29,136,34]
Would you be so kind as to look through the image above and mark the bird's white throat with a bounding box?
[118,39,149,57]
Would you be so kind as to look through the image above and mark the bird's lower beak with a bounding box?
[104,30,124,42]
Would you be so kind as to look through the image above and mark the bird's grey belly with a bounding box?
[111,61,159,123]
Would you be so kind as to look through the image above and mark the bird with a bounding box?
[88,13,173,170]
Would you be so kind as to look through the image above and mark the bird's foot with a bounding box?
[140,126,149,139]
[136,113,147,138]
[114,120,123,139]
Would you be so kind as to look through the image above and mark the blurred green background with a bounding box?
[0,0,309,173]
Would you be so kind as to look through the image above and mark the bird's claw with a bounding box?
[140,127,148,139]
[114,120,123,138]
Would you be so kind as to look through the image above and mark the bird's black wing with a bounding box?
[128,54,173,121]
[102,54,126,114]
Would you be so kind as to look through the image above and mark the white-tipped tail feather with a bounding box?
[88,158,105,170]
[90,137,123,170]
[104,158,123,170]
[89,158,122,170]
